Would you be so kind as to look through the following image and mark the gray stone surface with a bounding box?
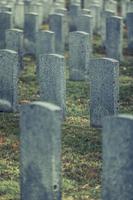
[6,28,24,70]
[101,9,115,45]
[0,99,12,112]
[106,16,123,61]
[68,4,81,31]
[77,14,93,54]
[20,101,62,200]
[24,12,39,55]
[89,4,101,34]
[89,58,119,127]
[36,30,55,72]
[49,13,65,54]
[14,1,24,28]
[126,12,133,53]
[106,0,117,14]
[39,54,66,117]
[0,11,12,48]
[0,49,19,112]
[55,8,69,44]
[69,31,90,81]
[102,114,133,200]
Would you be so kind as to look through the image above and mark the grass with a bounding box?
[0,34,133,200]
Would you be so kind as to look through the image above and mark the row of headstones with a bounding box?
[0,0,133,29]
[0,0,133,54]
[0,9,133,60]
[20,101,133,199]
[0,46,120,128]
[0,0,54,27]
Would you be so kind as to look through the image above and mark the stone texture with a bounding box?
[14,1,24,28]
[0,11,12,48]
[126,12,133,53]
[68,4,81,31]
[0,99,12,112]
[101,9,115,45]
[49,13,65,54]
[6,28,24,70]
[24,12,39,55]
[69,31,90,81]
[102,114,133,200]
[89,58,119,127]
[20,101,62,200]
[39,54,66,117]
[106,0,117,14]
[0,49,19,112]
[77,14,93,54]
[106,16,123,61]
[89,4,101,34]
[36,30,55,72]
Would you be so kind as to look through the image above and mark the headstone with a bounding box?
[121,0,129,18]
[89,58,119,127]
[102,114,133,200]
[20,101,62,200]
[126,2,133,13]
[90,4,101,34]
[36,30,55,73]
[106,0,117,14]
[30,2,43,26]
[6,28,24,70]
[77,14,93,54]
[24,12,39,55]
[0,50,19,112]
[39,54,66,117]
[49,13,65,54]
[0,11,12,48]
[101,9,115,45]
[14,1,24,28]
[126,12,133,53]
[68,4,81,31]
[106,16,123,61]
[82,8,91,15]
[69,31,90,81]
[55,8,69,44]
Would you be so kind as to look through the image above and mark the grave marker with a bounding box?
[102,114,133,200]
[89,58,119,127]
[20,101,62,200]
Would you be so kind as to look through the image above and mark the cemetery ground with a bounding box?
[0,35,133,200]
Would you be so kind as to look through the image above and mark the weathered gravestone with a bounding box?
[24,12,39,55]
[20,101,62,200]
[89,3,101,34]
[69,31,90,81]
[39,54,66,117]
[0,11,12,48]
[89,58,119,127]
[36,30,55,73]
[102,114,133,200]
[127,2,133,13]
[106,0,117,14]
[126,12,133,53]
[68,4,81,31]
[77,14,93,54]
[82,9,91,15]
[14,1,24,28]
[49,13,65,54]
[106,16,123,61]
[6,28,24,70]
[30,2,44,26]
[0,49,19,112]
[101,9,115,45]
[55,8,69,44]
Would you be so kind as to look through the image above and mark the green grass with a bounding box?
[0,35,133,200]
